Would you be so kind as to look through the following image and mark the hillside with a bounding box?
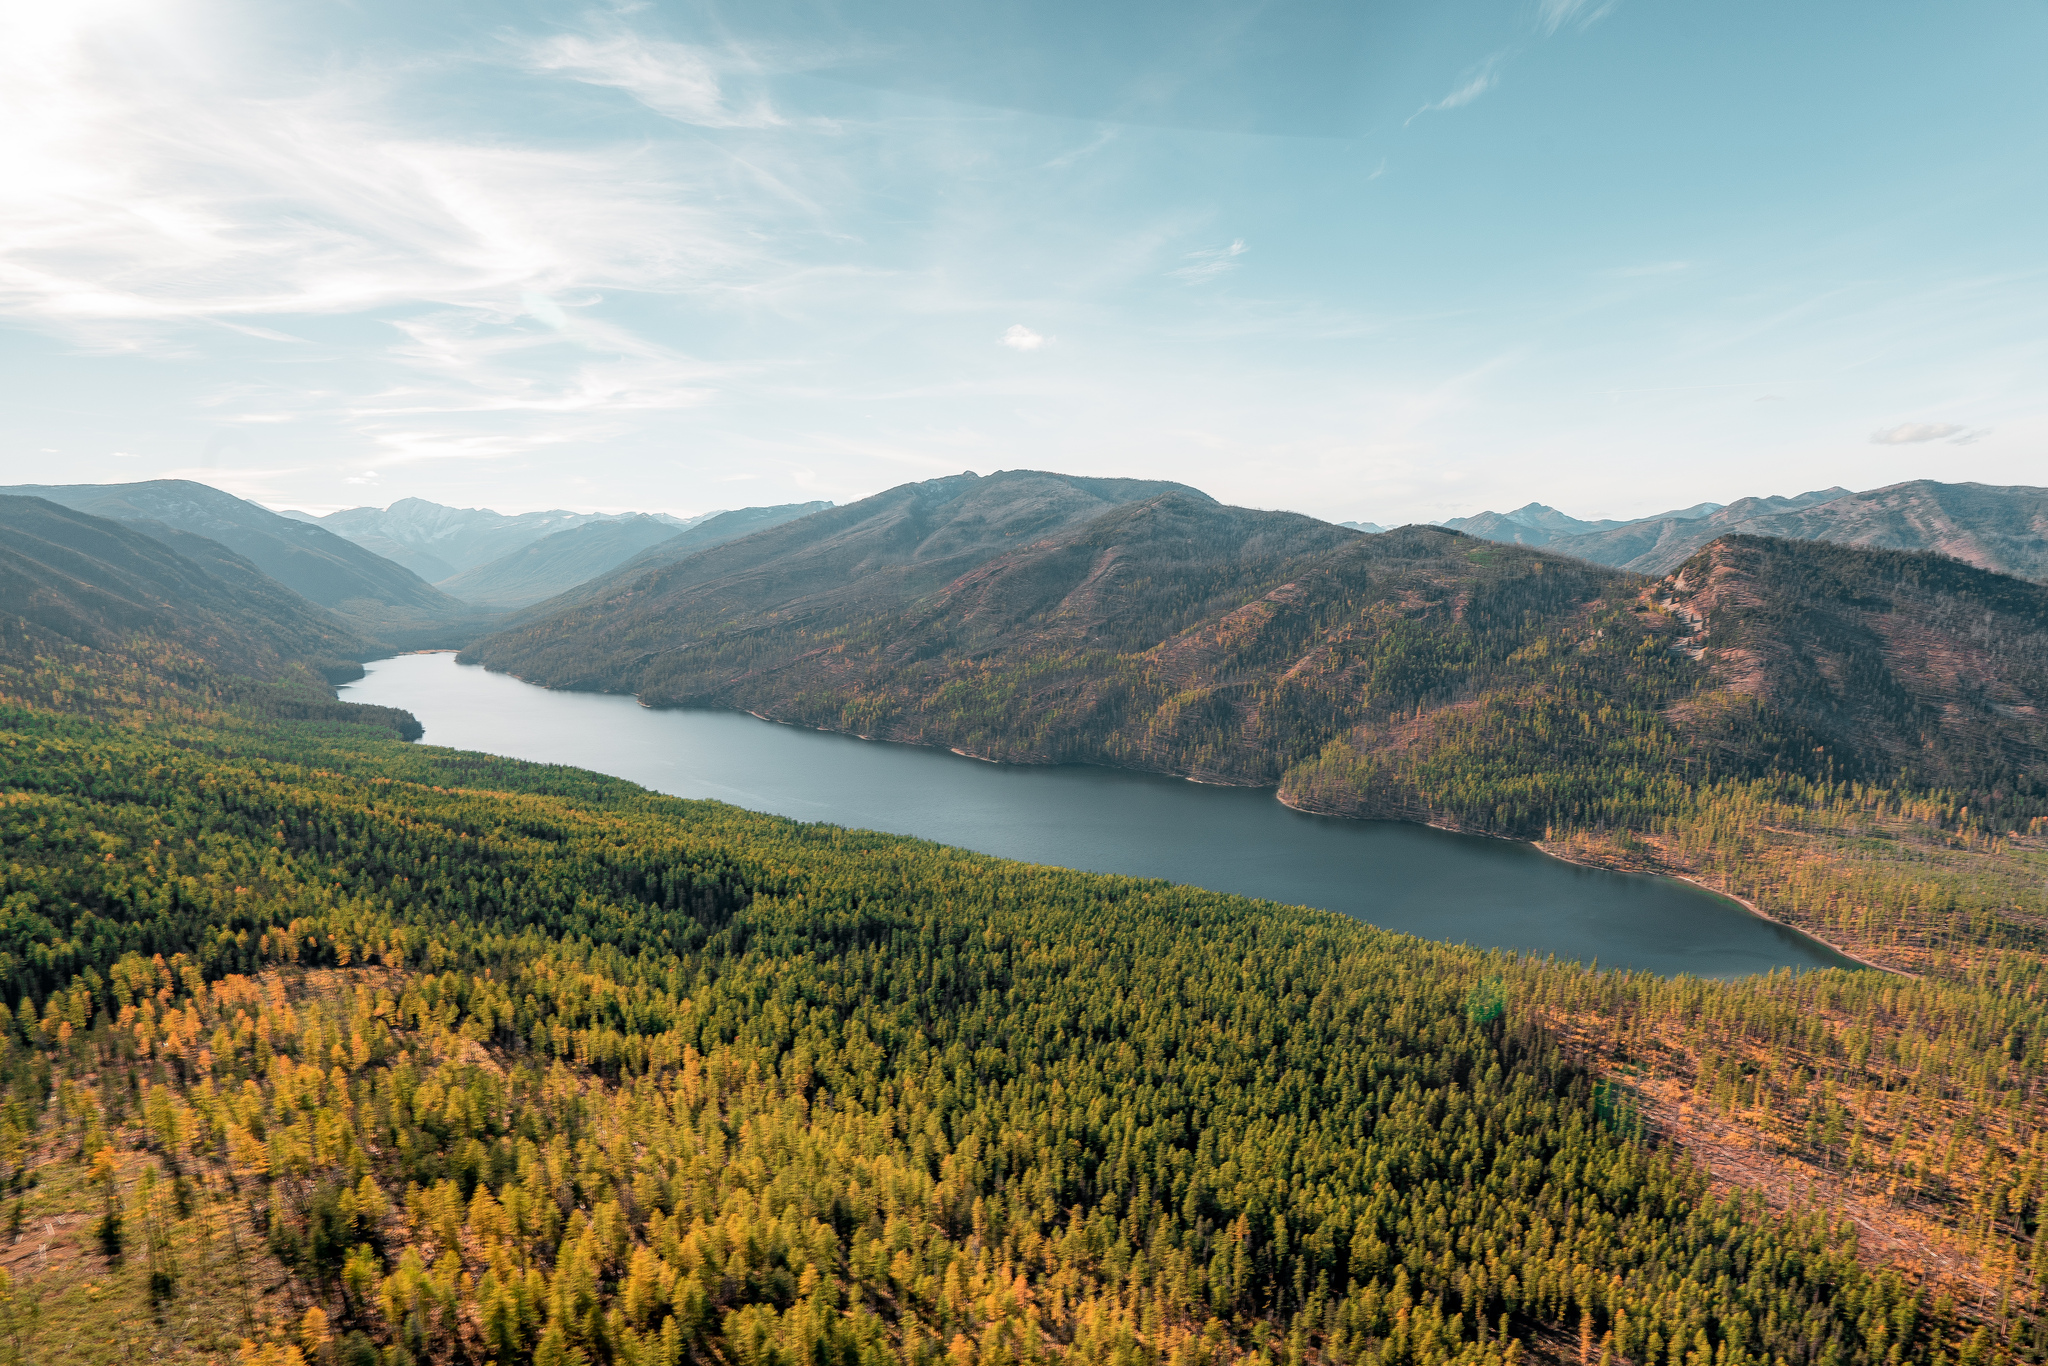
[0,527,2013,1365]
[0,480,474,647]
[1666,535,2048,802]
[472,475,2048,840]
[481,500,834,616]
[568,499,834,589]
[434,513,696,610]
[0,495,370,679]
[466,471,1202,674]
[303,497,702,581]
[1530,481,2048,580]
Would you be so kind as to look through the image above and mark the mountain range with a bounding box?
[0,493,372,678]
[0,479,462,635]
[1441,479,2048,580]
[283,497,704,582]
[468,469,2048,831]
[454,500,835,614]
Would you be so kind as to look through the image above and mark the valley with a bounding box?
[0,474,2044,1366]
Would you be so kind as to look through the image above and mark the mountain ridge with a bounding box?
[1445,480,2046,581]
[468,469,2048,835]
[302,496,707,581]
[0,479,467,641]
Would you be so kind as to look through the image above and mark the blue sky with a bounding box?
[2,0,2043,524]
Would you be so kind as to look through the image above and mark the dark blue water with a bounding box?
[342,652,1858,978]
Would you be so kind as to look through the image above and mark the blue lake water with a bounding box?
[342,651,1859,978]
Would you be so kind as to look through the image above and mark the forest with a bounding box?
[1,498,2046,1364]
[464,493,2048,839]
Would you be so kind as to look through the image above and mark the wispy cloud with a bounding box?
[1000,324,1047,351]
[1407,54,1507,124]
[513,31,782,129]
[1870,421,1964,444]
[1169,239,1248,283]
[1041,127,1118,171]
[0,7,811,473]
[1537,0,1620,36]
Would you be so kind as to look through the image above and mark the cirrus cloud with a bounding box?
[1870,421,1963,445]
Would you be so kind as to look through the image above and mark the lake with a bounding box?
[342,652,1860,978]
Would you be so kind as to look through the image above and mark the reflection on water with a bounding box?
[343,652,1859,979]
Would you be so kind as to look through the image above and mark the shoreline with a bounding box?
[375,658,1907,976]
[1279,788,1906,976]
[1534,841,1915,978]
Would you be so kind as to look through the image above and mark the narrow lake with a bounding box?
[343,652,1859,978]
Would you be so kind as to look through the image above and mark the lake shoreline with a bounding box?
[1532,841,1909,977]
[343,653,1858,978]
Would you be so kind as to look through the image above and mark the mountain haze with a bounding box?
[434,513,699,611]
[303,497,703,581]
[0,480,464,638]
[0,494,371,679]
[1448,481,2047,581]
[1441,500,1725,547]
[509,500,836,618]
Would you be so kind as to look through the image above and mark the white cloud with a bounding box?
[1169,239,1248,284]
[1870,421,1964,445]
[513,32,781,130]
[1537,0,1620,35]
[1407,55,1507,124]
[0,8,819,475]
[1000,324,1047,351]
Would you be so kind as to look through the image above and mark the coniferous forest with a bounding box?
[1,493,2046,1366]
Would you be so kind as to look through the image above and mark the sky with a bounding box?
[1,0,2044,525]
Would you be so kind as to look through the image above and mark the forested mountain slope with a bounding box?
[469,474,2048,840]
[436,514,698,611]
[1542,481,2047,580]
[498,500,835,619]
[466,471,1204,678]
[0,494,371,680]
[1665,536,2048,799]
[0,543,2021,1366]
[1,480,460,618]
